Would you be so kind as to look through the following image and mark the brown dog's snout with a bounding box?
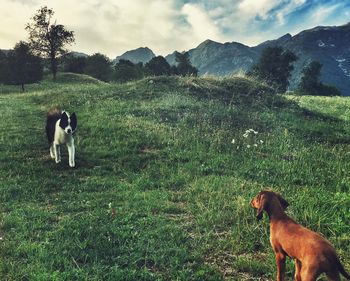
[250,196,259,208]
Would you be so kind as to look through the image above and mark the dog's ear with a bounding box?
[59,112,69,129]
[276,193,289,210]
[256,193,268,220]
[70,113,77,131]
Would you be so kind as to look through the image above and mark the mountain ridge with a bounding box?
[162,22,350,95]
[114,47,155,64]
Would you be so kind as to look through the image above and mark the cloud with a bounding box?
[0,0,230,57]
[0,0,349,57]
[238,0,281,21]
[276,0,307,25]
[181,3,227,45]
[311,3,341,24]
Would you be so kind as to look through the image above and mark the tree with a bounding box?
[298,61,340,96]
[249,46,297,92]
[26,6,75,80]
[145,56,171,76]
[6,41,43,91]
[0,51,8,83]
[298,61,321,95]
[84,53,112,81]
[175,52,198,77]
[63,54,87,74]
[114,59,144,82]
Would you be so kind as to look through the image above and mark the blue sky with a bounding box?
[0,0,349,57]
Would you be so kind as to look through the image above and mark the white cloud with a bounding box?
[47,0,184,57]
[1,0,217,57]
[311,3,341,24]
[276,0,306,25]
[181,3,227,45]
[238,0,281,20]
[0,1,34,49]
[0,0,348,58]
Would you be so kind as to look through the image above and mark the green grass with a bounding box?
[0,73,349,280]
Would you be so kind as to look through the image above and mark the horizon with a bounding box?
[1,0,350,58]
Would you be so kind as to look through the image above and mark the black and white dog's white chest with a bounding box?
[46,108,77,167]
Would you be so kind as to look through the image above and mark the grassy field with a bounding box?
[0,73,349,280]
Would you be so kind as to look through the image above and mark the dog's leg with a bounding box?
[294,259,302,281]
[300,266,318,281]
[50,143,55,159]
[54,144,61,163]
[67,143,75,168]
[276,252,286,281]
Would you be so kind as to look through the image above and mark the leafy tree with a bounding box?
[298,61,340,96]
[114,59,144,82]
[318,84,341,96]
[175,52,198,77]
[145,56,171,76]
[170,65,178,76]
[249,46,297,92]
[298,61,321,95]
[84,53,112,81]
[6,41,43,91]
[63,54,87,74]
[0,51,8,83]
[26,6,75,80]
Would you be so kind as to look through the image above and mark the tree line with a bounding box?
[61,51,198,83]
[0,6,197,91]
[0,6,341,96]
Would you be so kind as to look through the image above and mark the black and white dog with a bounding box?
[46,108,77,167]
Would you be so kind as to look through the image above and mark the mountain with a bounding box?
[68,51,89,58]
[253,23,350,95]
[165,22,350,95]
[166,39,258,76]
[114,47,155,64]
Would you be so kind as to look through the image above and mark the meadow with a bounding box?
[0,73,349,280]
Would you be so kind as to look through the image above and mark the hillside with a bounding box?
[253,23,350,95]
[164,22,350,95]
[0,74,349,280]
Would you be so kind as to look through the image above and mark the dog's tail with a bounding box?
[336,257,350,279]
[46,107,62,144]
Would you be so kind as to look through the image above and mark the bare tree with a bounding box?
[26,6,75,80]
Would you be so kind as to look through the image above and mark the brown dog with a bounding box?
[250,190,350,281]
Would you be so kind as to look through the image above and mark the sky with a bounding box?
[1,0,349,58]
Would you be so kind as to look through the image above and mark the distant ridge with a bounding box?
[114,47,155,64]
[163,22,350,95]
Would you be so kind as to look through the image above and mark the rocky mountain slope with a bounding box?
[253,23,350,95]
[114,47,155,64]
[165,22,350,95]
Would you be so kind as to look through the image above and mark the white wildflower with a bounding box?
[254,144,258,147]
[247,145,251,148]
[231,139,235,144]
[260,140,264,144]
[108,202,112,209]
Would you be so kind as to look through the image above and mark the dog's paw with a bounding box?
[50,148,55,159]
[69,162,75,168]
[55,159,61,164]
